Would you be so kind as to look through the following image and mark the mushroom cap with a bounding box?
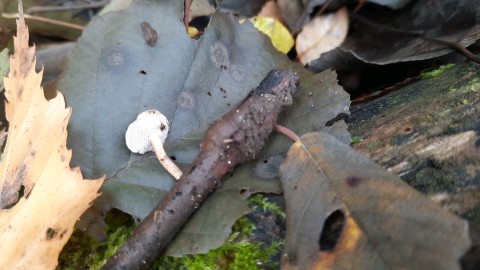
[125,110,170,154]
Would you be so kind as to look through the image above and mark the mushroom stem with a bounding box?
[149,133,183,180]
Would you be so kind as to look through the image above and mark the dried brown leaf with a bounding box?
[296,8,349,65]
[280,132,470,270]
[0,4,103,269]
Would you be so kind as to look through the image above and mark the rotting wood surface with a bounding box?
[347,60,480,269]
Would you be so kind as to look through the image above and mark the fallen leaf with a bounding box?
[58,0,350,256]
[249,16,294,54]
[341,0,480,64]
[296,8,349,65]
[279,132,470,269]
[0,0,86,40]
[278,0,410,34]
[0,5,103,269]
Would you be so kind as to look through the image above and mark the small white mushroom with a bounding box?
[125,110,182,180]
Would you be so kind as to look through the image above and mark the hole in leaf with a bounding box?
[319,210,346,251]
[207,91,212,96]
[139,70,146,75]
[170,156,176,161]
[238,188,248,195]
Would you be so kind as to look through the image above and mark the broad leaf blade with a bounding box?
[280,132,470,269]
[59,0,350,255]
[0,8,103,269]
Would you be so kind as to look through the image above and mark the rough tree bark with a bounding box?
[347,60,480,269]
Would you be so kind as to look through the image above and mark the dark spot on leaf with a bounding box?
[227,103,231,106]
[136,218,141,223]
[170,156,176,161]
[293,185,297,190]
[254,155,284,179]
[17,87,23,98]
[160,124,166,131]
[59,229,68,239]
[238,188,248,195]
[168,209,174,214]
[140,21,158,47]
[223,95,227,98]
[30,150,35,157]
[220,88,226,93]
[46,227,59,240]
[178,91,195,108]
[345,176,362,187]
[140,70,147,75]
[175,191,182,196]
[319,210,346,251]
[61,155,66,162]
[207,91,212,96]
[210,41,229,68]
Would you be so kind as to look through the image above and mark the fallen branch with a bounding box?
[102,70,300,269]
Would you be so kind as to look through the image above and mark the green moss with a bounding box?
[59,195,285,269]
[366,141,381,151]
[420,64,455,79]
[350,136,363,145]
[248,194,286,220]
[153,194,284,269]
[408,168,456,194]
[58,210,135,270]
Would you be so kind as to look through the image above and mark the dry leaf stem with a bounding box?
[102,70,299,269]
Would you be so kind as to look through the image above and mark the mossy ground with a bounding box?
[58,194,285,269]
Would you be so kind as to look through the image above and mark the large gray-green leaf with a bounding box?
[58,0,349,255]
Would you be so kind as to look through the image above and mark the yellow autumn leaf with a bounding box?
[0,3,104,269]
[249,16,294,54]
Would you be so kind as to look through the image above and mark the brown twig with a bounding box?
[102,70,300,270]
[2,12,84,30]
[26,0,109,14]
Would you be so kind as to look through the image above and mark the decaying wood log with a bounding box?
[348,61,480,269]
